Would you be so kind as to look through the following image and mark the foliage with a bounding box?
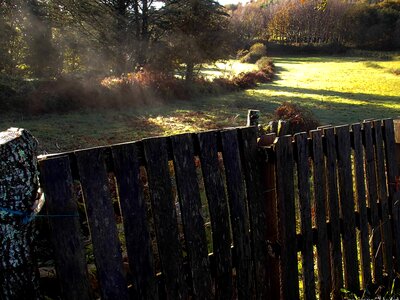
[228,0,400,52]
[250,43,267,56]
[0,58,275,115]
[342,2,400,50]
[161,0,232,82]
[0,0,232,80]
[240,43,267,63]
[391,68,400,75]
[273,102,321,134]
[256,56,273,71]
[226,1,270,49]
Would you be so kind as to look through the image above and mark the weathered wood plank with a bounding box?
[351,123,372,288]
[75,148,129,300]
[335,125,359,292]
[111,143,158,300]
[170,133,213,299]
[274,135,300,300]
[39,156,92,300]
[239,126,269,298]
[259,133,281,300]
[382,119,400,272]
[373,120,393,279]
[197,131,233,299]
[310,130,331,299]
[142,137,188,299]
[322,127,343,300]
[294,132,316,300]
[363,121,383,284]
[220,129,254,299]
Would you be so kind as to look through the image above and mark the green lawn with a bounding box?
[1,54,399,153]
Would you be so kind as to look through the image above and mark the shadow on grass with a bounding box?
[272,56,353,64]
[272,55,395,65]
[271,65,288,81]
[259,83,400,105]
[188,84,400,125]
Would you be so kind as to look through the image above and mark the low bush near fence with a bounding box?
[271,101,321,134]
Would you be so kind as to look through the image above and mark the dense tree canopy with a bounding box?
[0,0,230,78]
[1,0,399,81]
[227,0,400,51]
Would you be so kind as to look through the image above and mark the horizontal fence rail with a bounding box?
[26,118,400,299]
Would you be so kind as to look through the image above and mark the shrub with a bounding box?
[250,43,267,56]
[274,102,321,134]
[390,68,400,75]
[239,43,267,63]
[232,72,258,89]
[212,77,239,92]
[256,56,273,70]
[240,52,258,63]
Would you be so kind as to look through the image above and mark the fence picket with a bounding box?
[363,121,383,283]
[336,125,360,292]
[373,120,394,279]
[111,143,158,299]
[322,127,343,300]
[75,148,129,300]
[294,132,316,300]
[239,127,269,298]
[310,130,331,299]
[197,131,233,299]
[260,133,281,299]
[382,119,400,273]
[351,123,372,288]
[220,129,254,299]
[170,133,213,299]
[142,137,189,299]
[275,135,300,300]
[39,156,92,300]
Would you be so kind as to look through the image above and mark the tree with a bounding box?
[227,1,270,49]
[160,0,231,82]
[25,0,60,77]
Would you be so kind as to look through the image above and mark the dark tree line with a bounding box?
[0,0,231,80]
[227,0,400,51]
[1,0,399,82]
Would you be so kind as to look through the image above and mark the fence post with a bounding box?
[0,128,41,300]
[247,109,260,127]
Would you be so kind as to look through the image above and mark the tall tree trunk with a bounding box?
[115,0,129,74]
[138,0,149,66]
[132,0,141,39]
[185,61,194,84]
[26,0,59,78]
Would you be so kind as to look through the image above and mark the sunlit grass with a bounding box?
[199,60,257,79]
[1,53,399,153]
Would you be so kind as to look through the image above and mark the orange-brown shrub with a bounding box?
[274,101,321,134]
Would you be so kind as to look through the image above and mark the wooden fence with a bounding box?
[2,117,400,299]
